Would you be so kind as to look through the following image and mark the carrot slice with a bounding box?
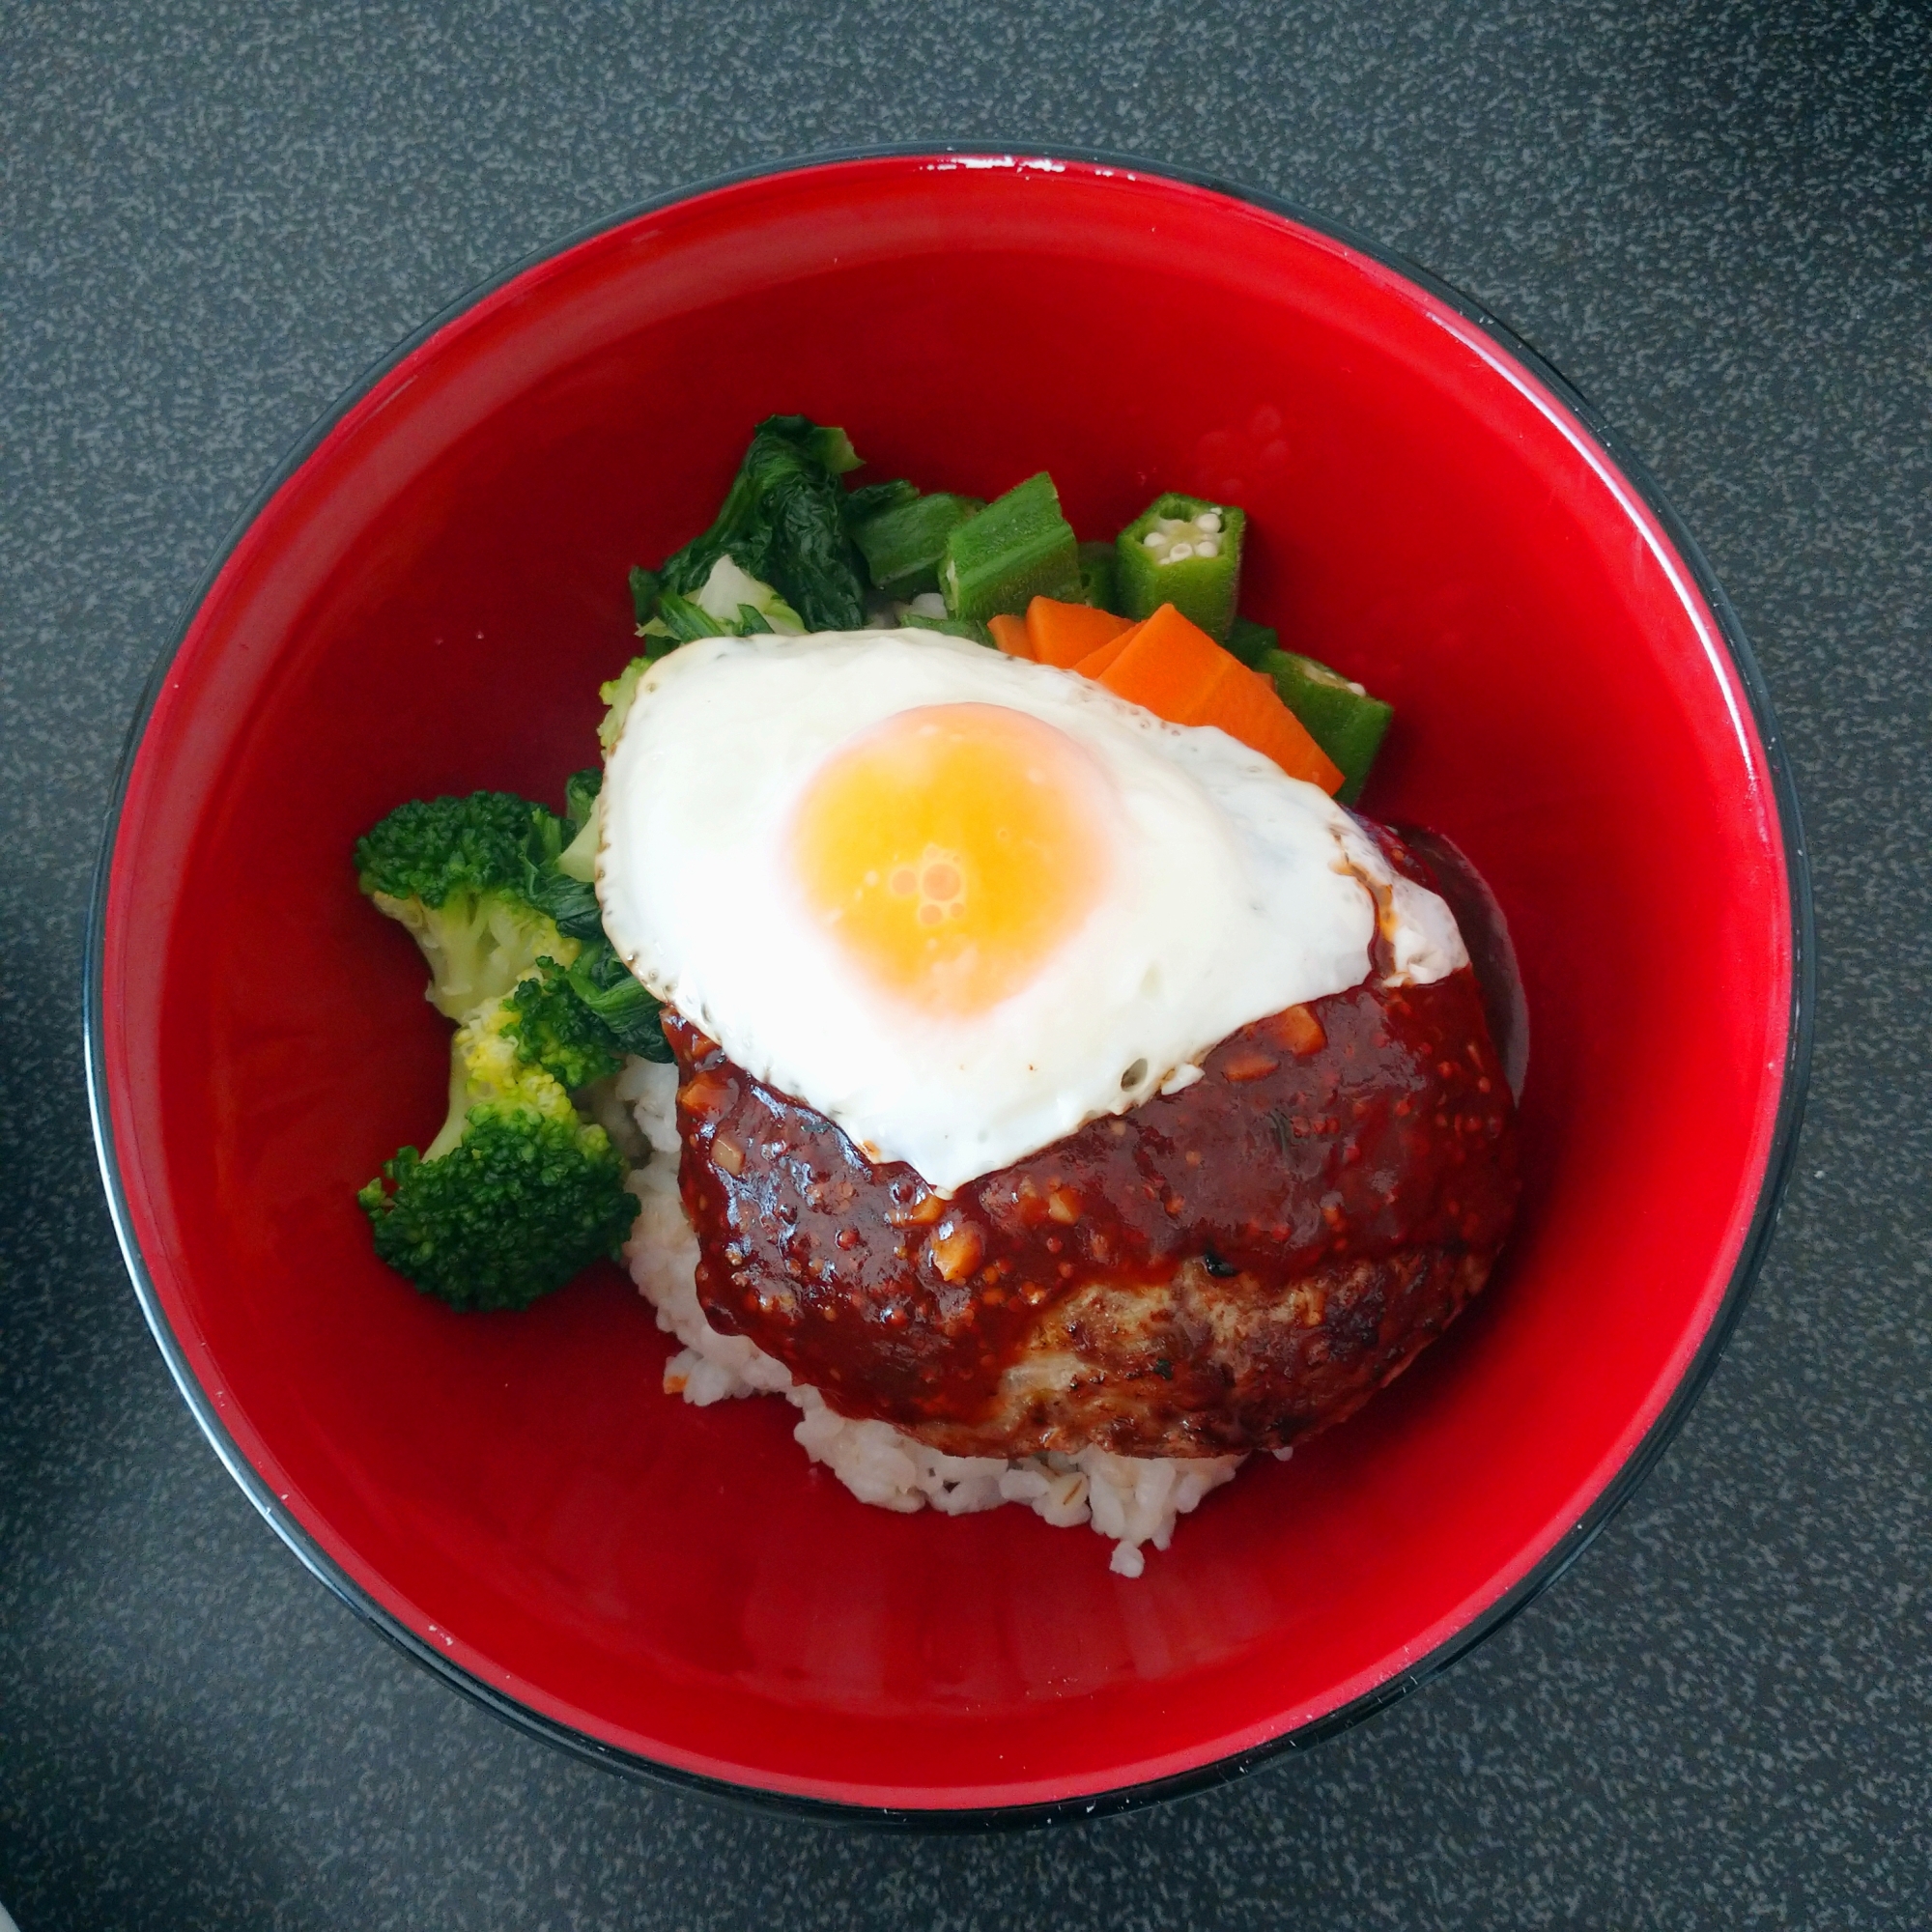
[987,612,1035,660]
[1205,668,1344,791]
[1095,604,1228,718]
[1071,618,1145,680]
[1026,596,1134,669]
[1096,604,1343,791]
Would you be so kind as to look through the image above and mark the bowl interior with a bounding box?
[99,156,1795,1811]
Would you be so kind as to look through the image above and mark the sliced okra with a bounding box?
[1076,541,1122,612]
[1259,648,1393,807]
[1116,493,1246,642]
[941,472,1082,620]
[1225,614,1277,668]
[851,491,984,599]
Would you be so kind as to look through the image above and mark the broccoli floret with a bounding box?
[501,957,626,1092]
[355,791,582,1017]
[356,997,637,1311]
[354,779,665,1308]
[355,788,536,900]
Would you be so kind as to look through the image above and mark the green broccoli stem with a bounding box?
[368,888,581,1020]
[425,1034,481,1161]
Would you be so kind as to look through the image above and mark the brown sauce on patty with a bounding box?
[665,954,1518,1441]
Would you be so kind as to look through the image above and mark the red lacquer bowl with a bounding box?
[87,153,1810,1823]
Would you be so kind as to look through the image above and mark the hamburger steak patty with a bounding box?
[665,958,1519,1461]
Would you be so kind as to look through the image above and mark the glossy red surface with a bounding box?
[97,156,1795,1812]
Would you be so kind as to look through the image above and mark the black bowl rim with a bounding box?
[84,141,1815,1833]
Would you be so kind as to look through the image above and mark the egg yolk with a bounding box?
[789,702,1112,1015]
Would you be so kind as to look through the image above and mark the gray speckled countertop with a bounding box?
[3,3,1927,1925]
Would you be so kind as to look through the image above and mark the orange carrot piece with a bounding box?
[1026,596,1134,669]
[1071,618,1145,681]
[1201,666,1344,791]
[987,612,1035,660]
[1095,604,1229,718]
[1096,604,1343,791]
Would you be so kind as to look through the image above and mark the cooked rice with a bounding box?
[615,1056,1248,1575]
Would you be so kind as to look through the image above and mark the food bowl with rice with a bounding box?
[88,150,1809,1822]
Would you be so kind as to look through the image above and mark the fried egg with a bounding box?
[597,630,1465,1191]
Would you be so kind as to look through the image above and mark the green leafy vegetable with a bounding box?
[598,658,649,753]
[526,769,606,935]
[850,491,985,599]
[628,566,662,629]
[656,414,871,632]
[652,590,733,643]
[521,833,600,942]
[562,768,602,836]
[564,939,672,1063]
[687,554,803,633]
[900,611,994,646]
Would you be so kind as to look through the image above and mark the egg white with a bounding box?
[598,630,1465,1192]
